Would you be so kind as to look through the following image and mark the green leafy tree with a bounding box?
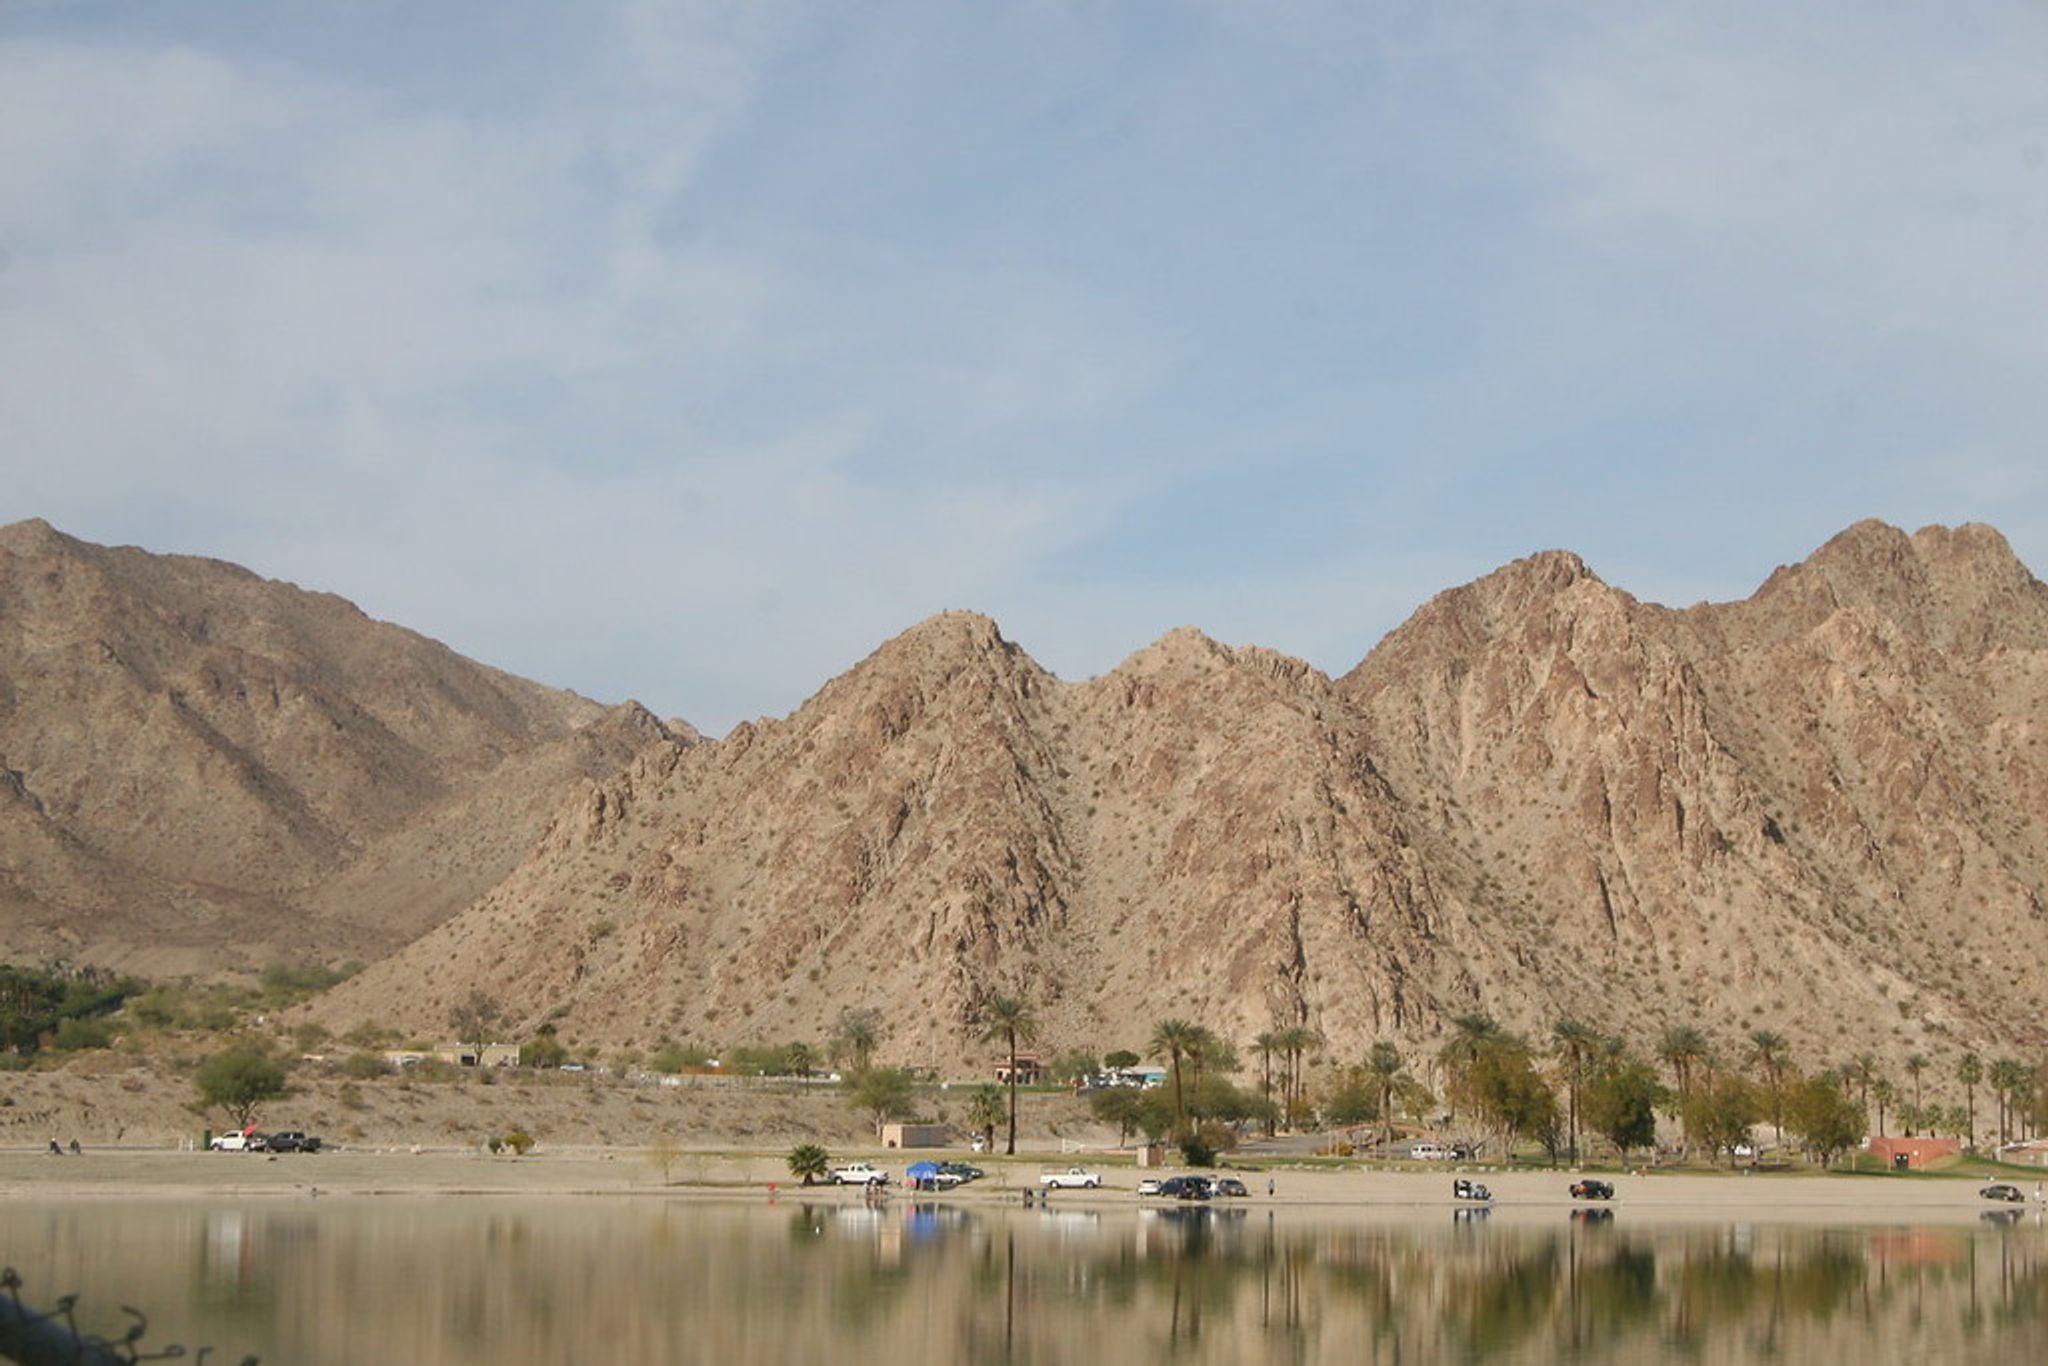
[1321,1066,1378,1127]
[194,1045,288,1130]
[1786,1075,1865,1166]
[845,1067,917,1134]
[1088,1087,1147,1146]
[787,1143,830,1186]
[1103,1049,1140,1072]
[1466,1034,1559,1161]
[1685,1073,1764,1166]
[979,995,1040,1156]
[786,1042,816,1077]
[522,1029,568,1069]
[1581,1057,1664,1160]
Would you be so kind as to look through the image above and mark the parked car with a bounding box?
[937,1162,984,1184]
[830,1162,890,1186]
[266,1130,325,1155]
[264,1130,322,1153]
[1136,1177,1163,1196]
[1570,1179,1615,1200]
[1980,1183,2025,1203]
[1210,1177,1249,1198]
[1159,1176,1211,1201]
[1452,1178,1493,1202]
[209,1126,265,1152]
[1038,1167,1102,1189]
[1409,1143,1450,1161]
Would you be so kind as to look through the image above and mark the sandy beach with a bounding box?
[2,1144,2034,1228]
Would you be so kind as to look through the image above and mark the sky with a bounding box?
[3,1,2045,735]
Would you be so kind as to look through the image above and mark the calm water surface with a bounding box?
[2,1197,2044,1364]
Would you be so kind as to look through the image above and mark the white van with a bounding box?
[1409,1143,1450,1161]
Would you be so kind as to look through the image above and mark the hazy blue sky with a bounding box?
[4,1,2044,733]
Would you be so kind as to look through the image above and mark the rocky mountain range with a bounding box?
[0,518,677,974]
[4,516,2044,1078]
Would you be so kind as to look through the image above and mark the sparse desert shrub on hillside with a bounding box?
[291,1022,331,1052]
[50,1017,113,1052]
[258,961,362,1006]
[522,1032,568,1069]
[341,1051,391,1080]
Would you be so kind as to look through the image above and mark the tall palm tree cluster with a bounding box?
[1086,1011,2042,1167]
[812,993,2039,1167]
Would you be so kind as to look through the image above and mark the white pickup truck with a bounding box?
[830,1162,890,1186]
[1038,1167,1102,1189]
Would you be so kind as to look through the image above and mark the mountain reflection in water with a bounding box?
[1,1199,2041,1364]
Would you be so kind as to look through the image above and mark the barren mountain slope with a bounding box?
[320,522,2048,1075]
[311,612,1084,1056]
[18,515,2041,1079]
[0,519,671,972]
[1340,521,2048,1068]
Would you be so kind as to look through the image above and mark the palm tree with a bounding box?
[980,996,1040,1156]
[786,1143,830,1186]
[1149,1019,1202,1135]
[786,1041,816,1078]
[1990,1058,2027,1149]
[965,1084,1006,1151]
[1747,1029,1789,1145]
[1553,1019,1601,1164]
[1271,1025,1317,1122]
[1871,1078,1896,1138]
[1367,1041,1406,1155]
[1438,1013,1503,1131]
[1958,1053,1983,1148]
[1658,1026,1709,1152]
[1848,1053,1879,1115]
[1185,1026,1225,1102]
[1903,1053,1929,1121]
[832,1008,882,1073]
[1252,1031,1283,1135]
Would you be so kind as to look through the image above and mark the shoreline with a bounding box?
[4,1147,2040,1225]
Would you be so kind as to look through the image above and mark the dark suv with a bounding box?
[1570,1179,1615,1200]
[1159,1176,1212,1201]
[264,1130,322,1153]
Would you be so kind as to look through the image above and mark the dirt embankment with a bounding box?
[0,1063,1103,1154]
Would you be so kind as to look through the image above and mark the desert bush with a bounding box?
[50,1017,113,1052]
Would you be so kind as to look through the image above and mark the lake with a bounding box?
[2,1197,2043,1363]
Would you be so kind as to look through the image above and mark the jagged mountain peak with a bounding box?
[1749,519,2048,651]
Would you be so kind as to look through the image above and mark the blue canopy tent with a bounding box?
[904,1161,944,1192]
